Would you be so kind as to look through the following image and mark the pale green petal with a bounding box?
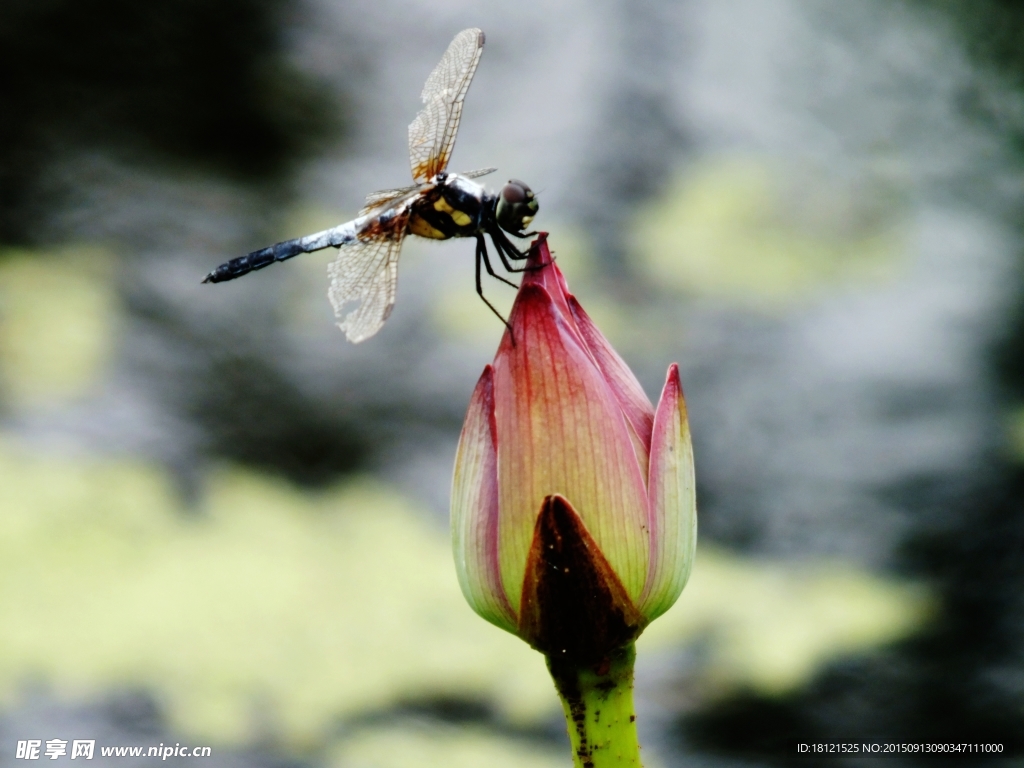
[451,366,516,633]
[638,364,697,620]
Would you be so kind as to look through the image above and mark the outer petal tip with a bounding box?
[638,363,697,621]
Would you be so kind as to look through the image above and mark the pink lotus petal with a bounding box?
[568,295,655,472]
[493,282,650,613]
[521,237,655,474]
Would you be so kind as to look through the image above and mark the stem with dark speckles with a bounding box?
[547,643,642,768]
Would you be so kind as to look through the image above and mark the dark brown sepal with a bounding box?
[518,494,646,668]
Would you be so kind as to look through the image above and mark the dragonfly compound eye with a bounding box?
[496,179,539,234]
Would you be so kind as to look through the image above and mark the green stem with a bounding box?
[547,643,643,768]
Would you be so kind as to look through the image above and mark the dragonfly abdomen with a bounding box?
[202,221,362,284]
[202,241,299,283]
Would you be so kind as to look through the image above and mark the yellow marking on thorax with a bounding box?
[408,214,447,240]
[433,197,473,227]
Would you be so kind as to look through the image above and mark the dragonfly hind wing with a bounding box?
[328,227,407,343]
[359,184,422,217]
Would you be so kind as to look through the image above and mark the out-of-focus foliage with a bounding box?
[329,724,567,768]
[921,0,1024,90]
[0,0,340,243]
[0,248,117,405]
[642,548,932,695]
[0,442,555,744]
[632,156,907,304]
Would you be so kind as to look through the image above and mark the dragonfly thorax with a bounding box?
[408,173,493,241]
[406,173,538,244]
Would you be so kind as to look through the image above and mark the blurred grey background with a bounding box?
[0,0,1022,765]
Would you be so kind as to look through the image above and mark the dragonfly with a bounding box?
[203,28,539,344]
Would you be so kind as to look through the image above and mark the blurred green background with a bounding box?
[1,1,1023,765]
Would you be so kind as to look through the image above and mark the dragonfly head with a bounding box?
[495,179,538,234]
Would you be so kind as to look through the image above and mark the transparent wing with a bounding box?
[358,184,422,217]
[460,167,497,179]
[327,222,408,344]
[408,28,485,183]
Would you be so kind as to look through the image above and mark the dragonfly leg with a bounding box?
[475,235,514,338]
[492,228,547,273]
[493,227,530,260]
[487,228,534,275]
[501,229,550,273]
[479,236,519,288]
